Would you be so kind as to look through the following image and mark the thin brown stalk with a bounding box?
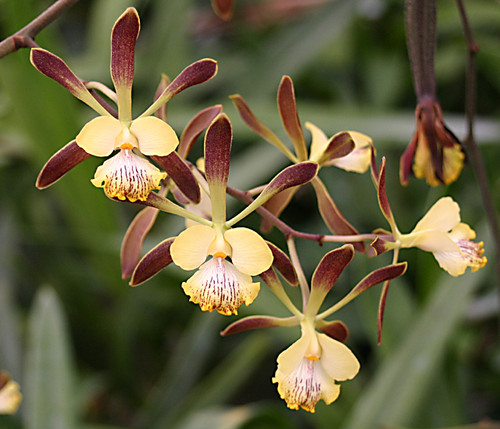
[455,0,500,300]
[0,0,79,58]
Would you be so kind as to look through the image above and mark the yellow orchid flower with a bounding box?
[130,114,318,315]
[398,197,487,276]
[32,7,217,202]
[222,245,407,412]
[273,320,359,412]
[0,372,22,415]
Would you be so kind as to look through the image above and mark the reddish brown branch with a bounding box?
[0,0,79,58]
[456,0,500,293]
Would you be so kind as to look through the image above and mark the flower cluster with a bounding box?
[29,6,487,414]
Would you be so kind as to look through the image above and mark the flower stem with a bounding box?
[455,0,500,318]
[0,0,79,58]
[287,237,310,312]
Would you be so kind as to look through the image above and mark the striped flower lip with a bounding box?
[170,224,273,315]
[182,257,260,315]
[273,322,359,413]
[31,7,217,200]
[90,149,166,202]
[399,197,487,276]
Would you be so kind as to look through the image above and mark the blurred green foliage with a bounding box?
[0,0,499,428]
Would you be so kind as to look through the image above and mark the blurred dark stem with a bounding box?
[0,0,79,58]
[456,0,500,313]
[405,0,436,99]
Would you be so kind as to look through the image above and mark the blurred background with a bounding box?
[0,0,499,428]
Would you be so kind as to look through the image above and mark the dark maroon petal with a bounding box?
[351,262,407,298]
[319,132,355,164]
[399,130,418,186]
[277,76,307,161]
[311,245,354,293]
[377,157,394,223]
[160,59,218,102]
[230,94,283,147]
[211,0,235,20]
[36,141,91,189]
[110,7,140,95]
[266,242,298,286]
[178,105,223,158]
[311,177,365,252]
[153,152,201,203]
[30,49,91,102]
[121,206,160,279]
[130,238,175,286]
[317,320,349,343]
[260,162,318,200]
[204,113,232,188]
[220,315,298,336]
[368,236,392,257]
[377,281,390,345]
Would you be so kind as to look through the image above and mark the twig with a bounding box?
[0,0,79,59]
[455,0,500,303]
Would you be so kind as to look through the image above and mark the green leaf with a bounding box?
[24,288,77,429]
[341,268,486,429]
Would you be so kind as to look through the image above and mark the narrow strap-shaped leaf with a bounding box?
[30,48,110,117]
[121,206,161,279]
[153,152,201,203]
[277,76,307,161]
[110,7,140,121]
[130,238,175,286]
[204,114,232,223]
[220,315,298,336]
[36,140,92,189]
[311,177,365,252]
[24,288,76,429]
[178,104,223,158]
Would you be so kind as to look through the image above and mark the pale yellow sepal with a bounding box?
[76,116,123,156]
[224,227,273,276]
[0,380,22,415]
[327,131,371,173]
[130,116,179,156]
[306,122,328,163]
[90,149,166,202]
[412,197,460,233]
[182,257,260,315]
[316,333,360,381]
[171,224,216,270]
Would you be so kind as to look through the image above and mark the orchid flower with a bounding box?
[221,245,407,411]
[0,372,22,415]
[130,114,319,315]
[400,97,465,186]
[231,76,371,251]
[32,7,217,202]
[373,158,486,277]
